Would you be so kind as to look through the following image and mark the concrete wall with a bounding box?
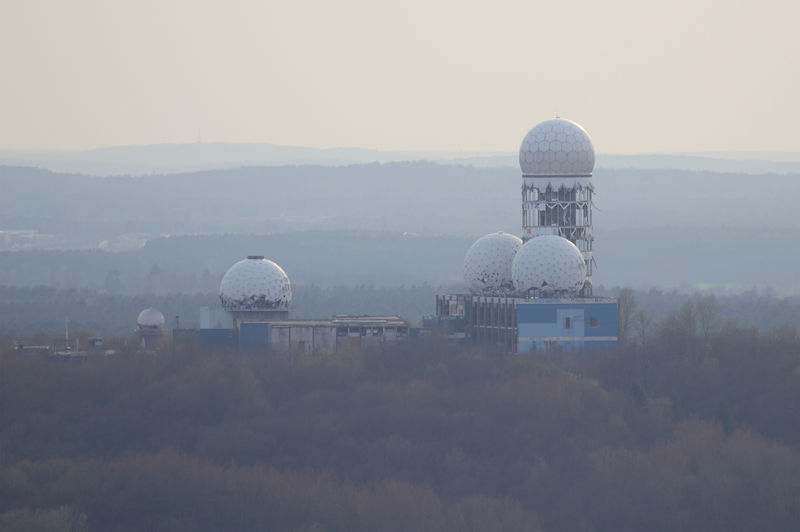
[199,307,234,329]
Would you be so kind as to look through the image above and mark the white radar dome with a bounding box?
[219,256,292,310]
[519,118,595,176]
[137,307,165,328]
[463,232,523,295]
[512,235,586,295]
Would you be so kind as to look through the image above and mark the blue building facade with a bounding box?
[434,294,618,352]
[517,298,618,353]
[238,322,270,351]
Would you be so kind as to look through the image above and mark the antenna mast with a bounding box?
[65,317,71,351]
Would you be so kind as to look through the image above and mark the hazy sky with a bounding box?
[2,0,798,153]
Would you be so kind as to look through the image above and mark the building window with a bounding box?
[564,317,572,330]
[589,316,599,328]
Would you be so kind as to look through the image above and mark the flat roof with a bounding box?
[243,316,409,328]
[516,297,617,304]
[331,315,408,326]
[250,320,332,327]
[438,293,616,304]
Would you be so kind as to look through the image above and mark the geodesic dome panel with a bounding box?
[463,232,523,295]
[137,307,165,327]
[519,118,595,176]
[512,235,586,294]
[219,256,292,310]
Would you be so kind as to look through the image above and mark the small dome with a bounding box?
[463,232,523,295]
[137,307,165,328]
[519,118,595,176]
[219,256,292,311]
[512,235,586,295]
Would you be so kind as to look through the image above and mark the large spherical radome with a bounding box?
[219,256,292,310]
[463,232,523,295]
[137,307,165,328]
[512,235,586,294]
[519,118,595,176]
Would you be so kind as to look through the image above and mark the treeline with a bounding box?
[0,284,439,336]
[0,232,471,290]
[4,225,800,297]
[3,283,800,337]
[0,286,216,336]
[3,301,800,530]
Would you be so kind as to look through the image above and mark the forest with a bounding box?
[3,295,800,531]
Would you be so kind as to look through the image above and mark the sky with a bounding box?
[2,0,799,153]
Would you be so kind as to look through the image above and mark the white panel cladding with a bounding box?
[463,232,523,295]
[219,257,292,310]
[199,307,234,329]
[512,235,586,294]
[519,118,595,176]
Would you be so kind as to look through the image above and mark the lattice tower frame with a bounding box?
[521,176,594,295]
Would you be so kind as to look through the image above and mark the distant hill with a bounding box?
[2,142,800,175]
[0,143,512,176]
[2,162,799,242]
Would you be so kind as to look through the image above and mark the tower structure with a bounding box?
[137,306,166,350]
[519,118,595,294]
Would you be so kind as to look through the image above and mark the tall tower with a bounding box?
[519,118,595,294]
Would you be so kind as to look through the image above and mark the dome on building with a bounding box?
[219,256,292,311]
[512,235,586,295]
[463,232,523,295]
[519,118,595,176]
[137,307,165,328]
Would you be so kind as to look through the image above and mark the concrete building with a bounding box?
[434,294,617,353]
[179,255,411,354]
[238,315,409,354]
[516,298,618,352]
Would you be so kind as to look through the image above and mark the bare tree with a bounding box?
[633,309,653,349]
[616,288,638,346]
[695,295,719,340]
